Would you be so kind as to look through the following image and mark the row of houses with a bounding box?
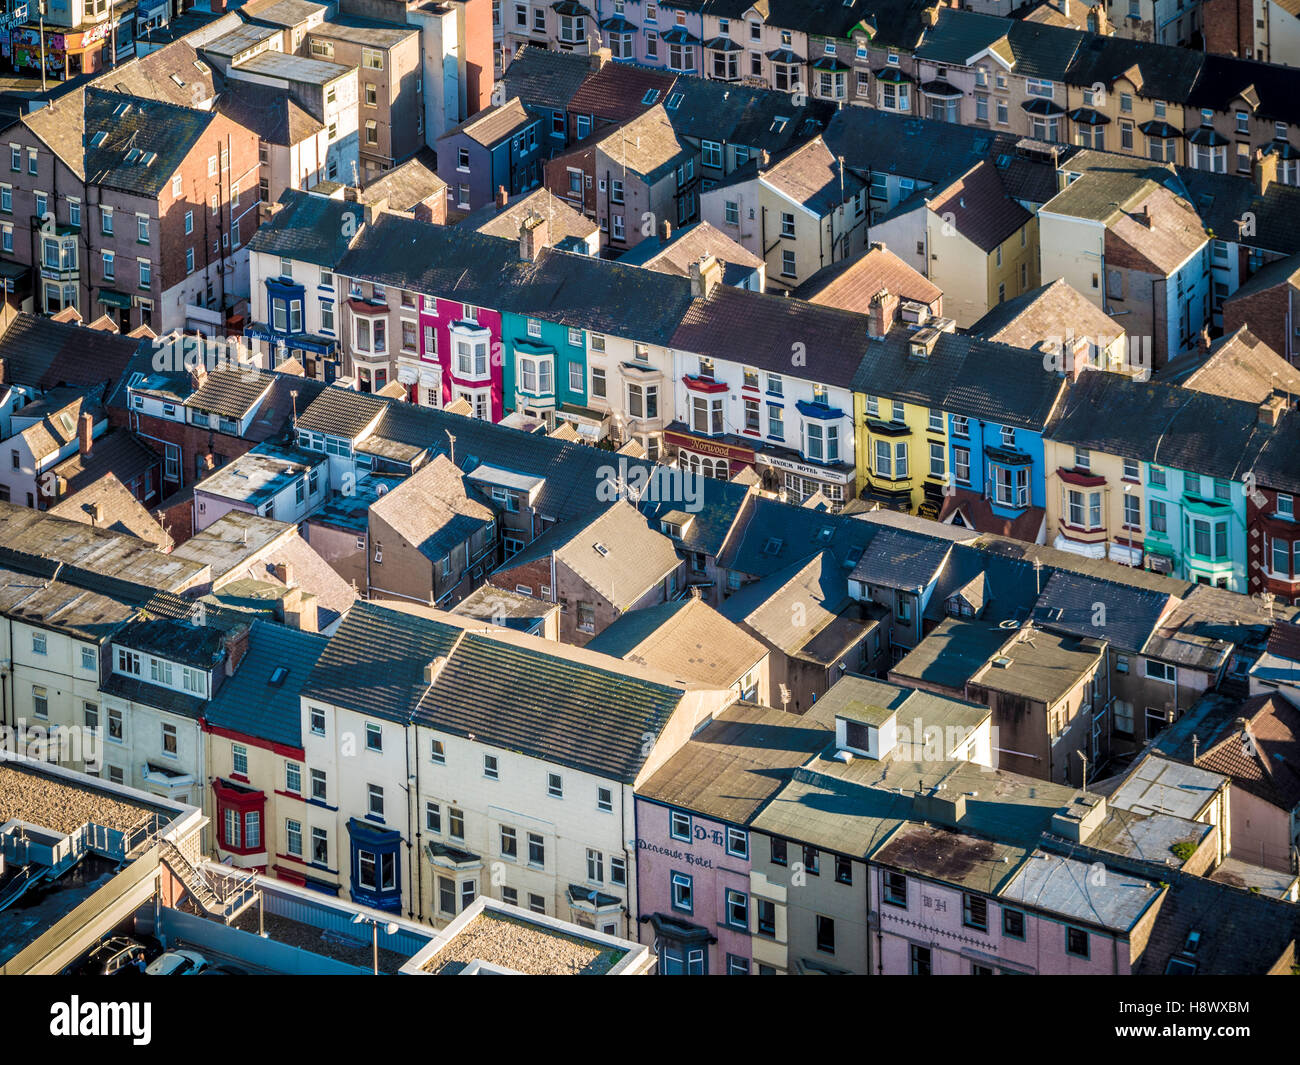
[241,183,1300,599]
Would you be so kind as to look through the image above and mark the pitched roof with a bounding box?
[585,596,766,689]
[82,89,217,196]
[205,619,328,749]
[303,599,466,722]
[51,430,160,500]
[1031,569,1176,653]
[672,285,870,389]
[368,455,495,564]
[183,366,275,419]
[410,619,695,785]
[1046,369,1278,479]
[849,524,954,593]
[500,43,591,113]
[440,98,535,148]
[761,135,865,215]
[565,60,676,123]
[926,161,1032,253]
[637,701,833,825]
[970,277,1123,349]
[1190,693,1300,811]
[218,82,322,147]
[617,221,762,286]
[0,313,144,392]
[793,243,941,311]
[592,105,692,182]
[46,473,172,550]
[459,187,597,245]
[247,188,367,267]
[357,149,446,211]
[720,551,860,659]
[497,501,680,609]
[1155,327,1300,403]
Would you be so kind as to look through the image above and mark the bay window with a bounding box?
[454,332,490,378]
[627,382,659,419]
[875,439,907,479]
[691,394,724,435]
[994,465,1029,507]
[519,355,553,395]
[806,422,839,464]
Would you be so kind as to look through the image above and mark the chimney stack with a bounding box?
[519,211,550,262]
[223,624,252,677]
[1259,394,1287,427]
[589,46,611,72]
[496,184,508,209]
[759,149,770,169]
[1254,146,1279,196]
[659,217,672,242]
[867,288,898,339]
[78,411,94,456]
[688,255,722,298]
[284,589,318,633]
[273,561,294,587]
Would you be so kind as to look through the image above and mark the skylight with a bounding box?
[666,92,684,110]
[642,89,660,105]
[90,131,108,148]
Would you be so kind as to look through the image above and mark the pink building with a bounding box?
[634,798,754,975]
[871,825,1165,975]
[417,295,504,420]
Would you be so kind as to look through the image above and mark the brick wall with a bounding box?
[1224,283,1290,364]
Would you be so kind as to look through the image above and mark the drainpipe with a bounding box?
[412,717,424,922]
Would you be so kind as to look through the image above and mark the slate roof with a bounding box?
[303,600,465,723]
[412,624,691,785]
[825,106,1001,188]
[369,455,495,564]
[663,76,830,154]
[719,551,862,659]
[852,329,1068,432]
[294,385,388,439]
[183,367,275,419]
[672,285,871,389]
[459,187,597,245]
[248,189,367,267]
[592,105,692,183]
[1131,865,1300,974]
[1155,327,1300,403]
[1252,410,1300,494]
[1031,569,1176,653]
[358,149,446,211]
[617,221,763,286]
[47,474,172,550]
[82,90,216,196]
[761,135,865,215]
[51,430,160,500]
[218,82,322,147]
[926,161,1031,253]
[849,525,954,593]
[205,619,327,750]
[0,313,145,392]
[500,43,591,114]
[1045,369,1278,480]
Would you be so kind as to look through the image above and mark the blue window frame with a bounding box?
[346,818,402,912]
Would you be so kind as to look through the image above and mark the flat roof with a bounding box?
[1107,753,1227,822]
[0,762,166,835]
[235,51,353,85]
[1001,850,1162,933]
[194,444,321,507]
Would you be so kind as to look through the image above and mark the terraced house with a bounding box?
[296,599,737,927]
[1043,370,1289,590]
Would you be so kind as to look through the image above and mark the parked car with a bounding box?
[86,937,148,975]
[145,949,208,976]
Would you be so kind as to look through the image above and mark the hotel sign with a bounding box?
[755,452,853,483]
